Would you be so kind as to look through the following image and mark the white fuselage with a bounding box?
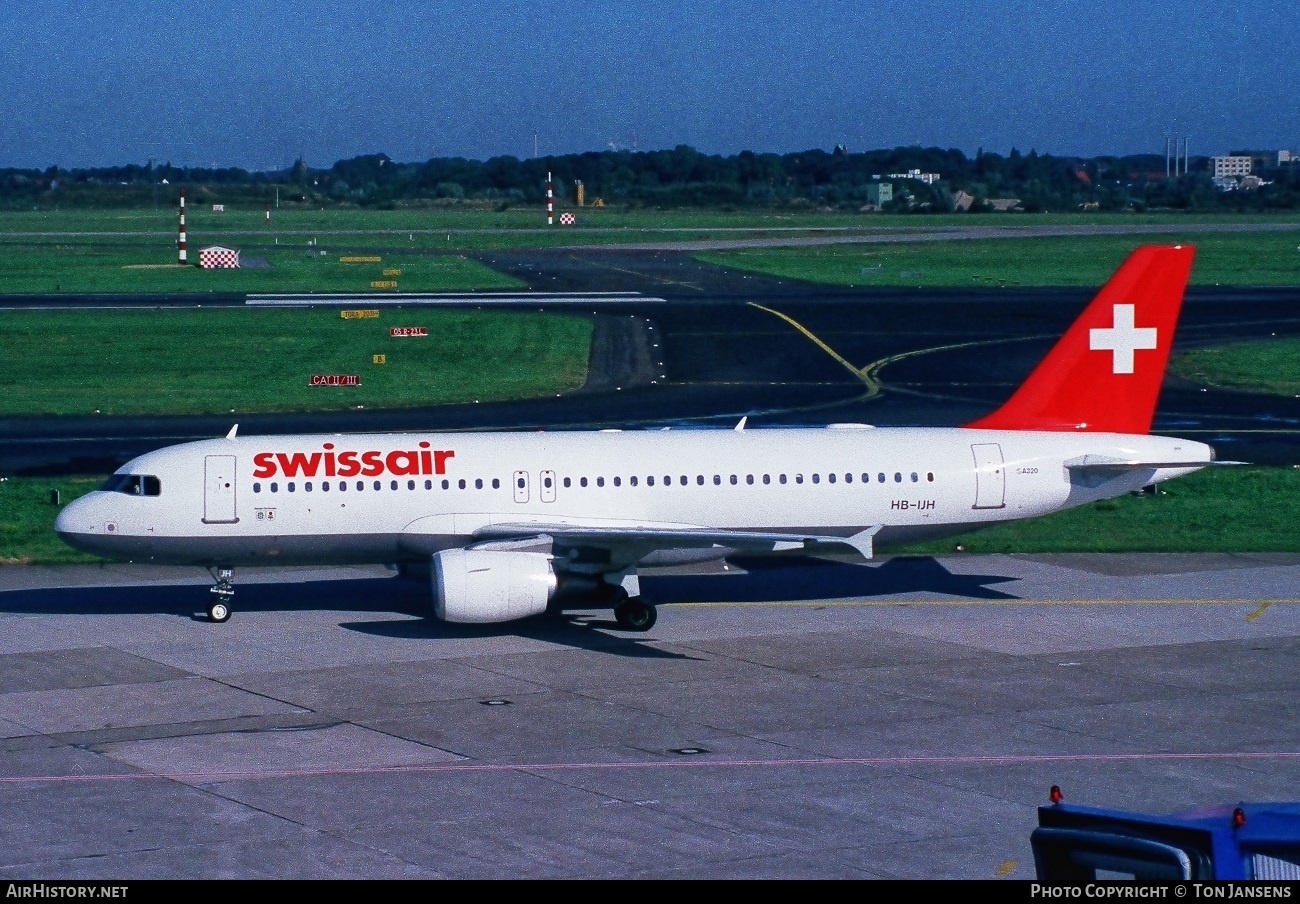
[55,425,1212,568]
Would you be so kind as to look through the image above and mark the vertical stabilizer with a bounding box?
[964,244,1194,433]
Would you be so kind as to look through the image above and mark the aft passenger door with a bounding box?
[203,454,239,523]
[971,443,1006,510]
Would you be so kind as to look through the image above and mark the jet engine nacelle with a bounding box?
[431,548,557,624]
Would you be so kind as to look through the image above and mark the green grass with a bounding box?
[0,476,104,564]
[0,245,524,294]
[5,206,1300,563]
[9,465,1299,565]
[0,307,592,415]
[5,207,1300,292]
[891,465,1299,555]
[694,230,1300,287]
[1172,337,1300,396]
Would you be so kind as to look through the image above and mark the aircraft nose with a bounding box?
[55,493,100,546]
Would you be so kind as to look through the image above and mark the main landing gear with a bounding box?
[207,566,234,623]
[601,573,656,632]
[614,596,657,632]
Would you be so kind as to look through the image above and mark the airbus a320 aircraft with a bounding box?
[57,244,1219,631]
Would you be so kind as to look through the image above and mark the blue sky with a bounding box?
[2,0,1296,169]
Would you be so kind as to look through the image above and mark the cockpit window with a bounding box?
[100,474,161,496]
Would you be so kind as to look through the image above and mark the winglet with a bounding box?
[964,245,1194,434]
[225,424,239,439]
[735,416,748,432]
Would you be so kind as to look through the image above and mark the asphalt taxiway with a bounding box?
[2,554,1299,879]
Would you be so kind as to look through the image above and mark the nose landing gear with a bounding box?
[207,566,234,622]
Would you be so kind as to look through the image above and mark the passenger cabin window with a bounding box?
[100,474,162,496]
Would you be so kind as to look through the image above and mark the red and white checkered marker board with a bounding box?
[560,211,575,225]
[199,247,240,268]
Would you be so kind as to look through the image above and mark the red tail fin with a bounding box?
[964,244,1194,434]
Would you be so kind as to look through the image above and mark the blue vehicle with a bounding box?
[1032,787,1300,880]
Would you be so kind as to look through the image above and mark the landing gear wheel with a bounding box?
[206,566,235,623]
[614,597,657,632]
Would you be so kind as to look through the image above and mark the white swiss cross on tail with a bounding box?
[1089,303,1157,374]
[964,244,1195,434]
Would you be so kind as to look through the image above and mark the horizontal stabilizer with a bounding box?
[1064,457,1230,472]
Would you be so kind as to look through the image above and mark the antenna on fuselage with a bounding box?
[225,424,239,439]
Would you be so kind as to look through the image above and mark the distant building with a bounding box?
[988,198,1021,212]
[1213,155,1252,178]
[1279,150,1297,165]
[952,190,974,211]
[887,168,941,184]
[864,182,893,207]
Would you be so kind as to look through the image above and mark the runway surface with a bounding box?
[2,554,1299,879]
[3,244,1300,878]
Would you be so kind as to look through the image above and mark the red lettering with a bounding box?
[386,450,419,476]
[252,452,276,479]
[336,450,360,477]
[251,444,456,478]
[360,450,384,476]
[434,449,455,474]
[276,452,322,477]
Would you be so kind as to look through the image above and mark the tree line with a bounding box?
[4,145,1300,212]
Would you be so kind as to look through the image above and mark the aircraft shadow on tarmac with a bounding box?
[0,557,1019,656]
[0,576,695,657]
[642,555,1022,605]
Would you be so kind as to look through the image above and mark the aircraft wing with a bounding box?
[469,522,883,568]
